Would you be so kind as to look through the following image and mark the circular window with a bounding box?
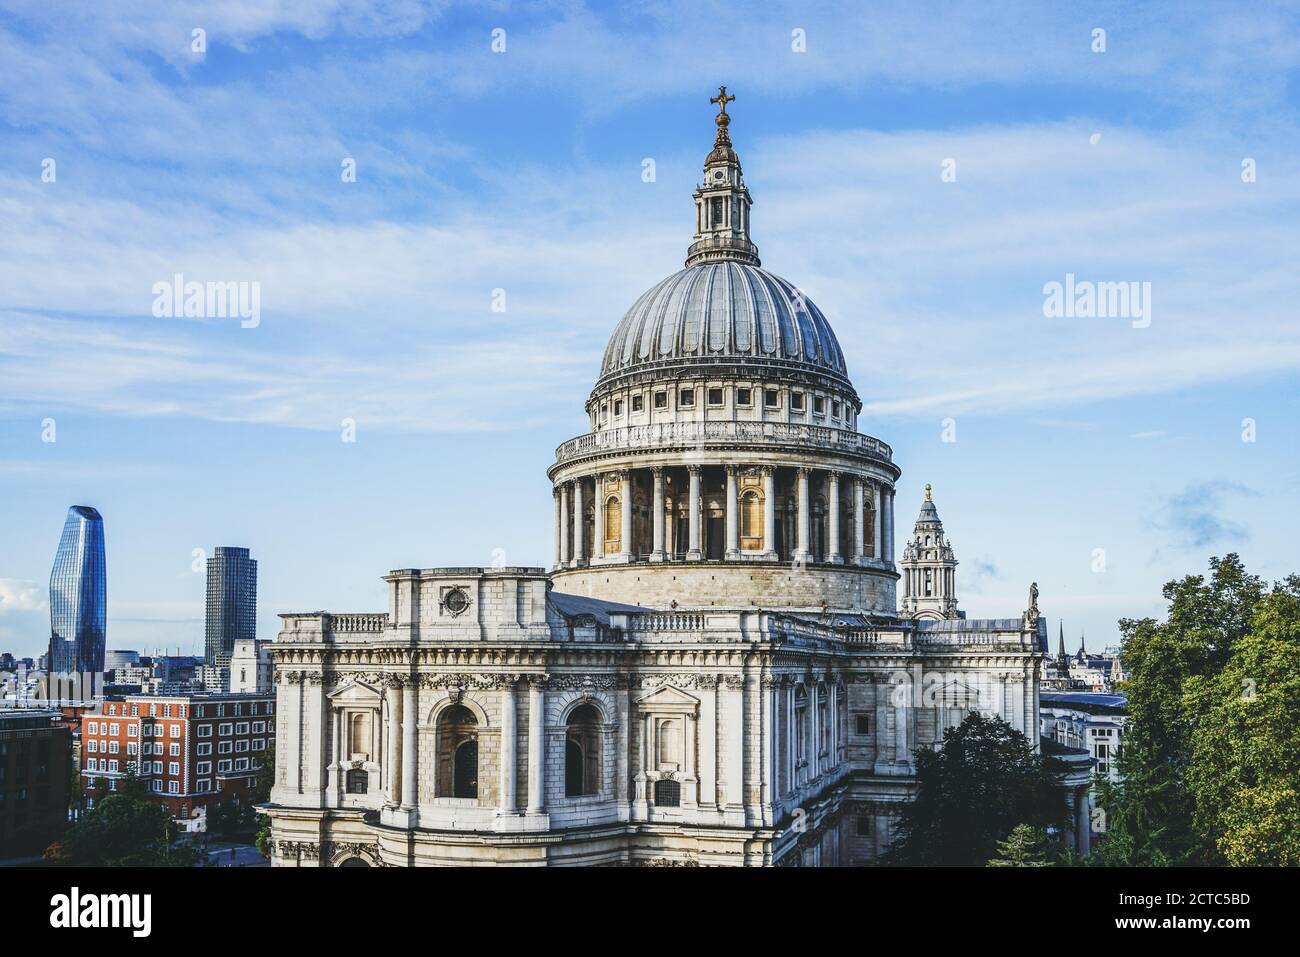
[444,588,469,616]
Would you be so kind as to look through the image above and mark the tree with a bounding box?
[988,824,1052,867]
[884,712,1068,866]
[253,739,275,858]
[55,769,199,866]
[1096,555,1267,866]
[1183,577,1300,865]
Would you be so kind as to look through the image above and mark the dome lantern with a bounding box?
[686,86,761,268]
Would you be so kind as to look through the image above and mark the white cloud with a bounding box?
[0,579,46,615]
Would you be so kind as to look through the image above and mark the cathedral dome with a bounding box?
[597,261,852,392]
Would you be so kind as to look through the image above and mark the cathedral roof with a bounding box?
[597,261,851,389]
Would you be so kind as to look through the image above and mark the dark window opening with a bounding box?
[345,769,368,794]
[654,779,681,807]
[855,714,871,736]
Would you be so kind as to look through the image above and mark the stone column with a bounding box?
[894,697,909,769]
[742,662,760,825]
[809,682,821,778]
[1076,788,1091,855]
[827,471,842,564]
[828,682,838,768]
[872,482,883,561]
[499,678,516,814]
[620,470,633,561]
[884,487,895,564]
[384,680,400,803]
[714,677,729,808]
[786,682,796,793]
[759,674,771,816]
[593,481,604,560]
[686,466,703,561]
[853,478,865,564]
[761,467,777,559]
[558,483,570,567]
[724,465,740,559]
[526,677,545,815]
[794,467,811,563]
[553,487,563,569]
[400,679,417,811]
[650,466,666,562]
[571,479,585,567]
[616,682,630,810]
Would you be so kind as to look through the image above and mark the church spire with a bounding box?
[686,86,761,268]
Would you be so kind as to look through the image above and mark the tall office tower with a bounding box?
[205,546,257,665]
[48,505,107,674]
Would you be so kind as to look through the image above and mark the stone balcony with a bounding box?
[553,421,893,469]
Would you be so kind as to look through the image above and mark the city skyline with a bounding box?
[2,2,1299,661]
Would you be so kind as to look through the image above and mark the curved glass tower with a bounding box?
[48,505,107,674]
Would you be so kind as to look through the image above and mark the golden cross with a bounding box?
[710,85,735,116]
[925,483,932,501]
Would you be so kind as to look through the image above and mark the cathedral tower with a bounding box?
[899,484,960,619]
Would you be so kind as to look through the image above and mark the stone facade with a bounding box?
[263,91,1051,867]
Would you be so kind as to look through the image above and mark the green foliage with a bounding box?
[1184,577,1300,865]
[56,769,198,867]
[884,712,1068,866]
[987,824,1052,867]
[1097,555,1300,867]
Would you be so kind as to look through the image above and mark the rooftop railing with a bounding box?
[554,421,892,466]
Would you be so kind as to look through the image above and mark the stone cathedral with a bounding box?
[264,89,1050,867]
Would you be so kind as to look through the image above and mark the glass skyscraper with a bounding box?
[205,546,257,665]
[48,505,107,674]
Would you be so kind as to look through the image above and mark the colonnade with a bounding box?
[553,464,895,569]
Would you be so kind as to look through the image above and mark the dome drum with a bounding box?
[550,91,901,615]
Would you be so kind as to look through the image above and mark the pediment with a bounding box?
[635,684,699,711]
[327,679,382,705]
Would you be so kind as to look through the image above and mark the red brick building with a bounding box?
[81,692,274,828]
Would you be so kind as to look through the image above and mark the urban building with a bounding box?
[230,639,273,693]
[1040,691,1128,787]
[48,505,107,675]
[104,650,140,671]
[1045,625,1124,692]
[0,709,71,858]
[198,665,231,693]
[263,92,1056,867]
[81,692,274,830]
[205,546,258,666]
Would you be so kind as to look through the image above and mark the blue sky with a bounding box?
[2,1,1299,660]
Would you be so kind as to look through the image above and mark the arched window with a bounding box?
[565,703,601,797]
[339,857,369,868]
[454,740,478,798]
[740,489,763,549]
[436,705,479,799]
[604,495,621,552]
